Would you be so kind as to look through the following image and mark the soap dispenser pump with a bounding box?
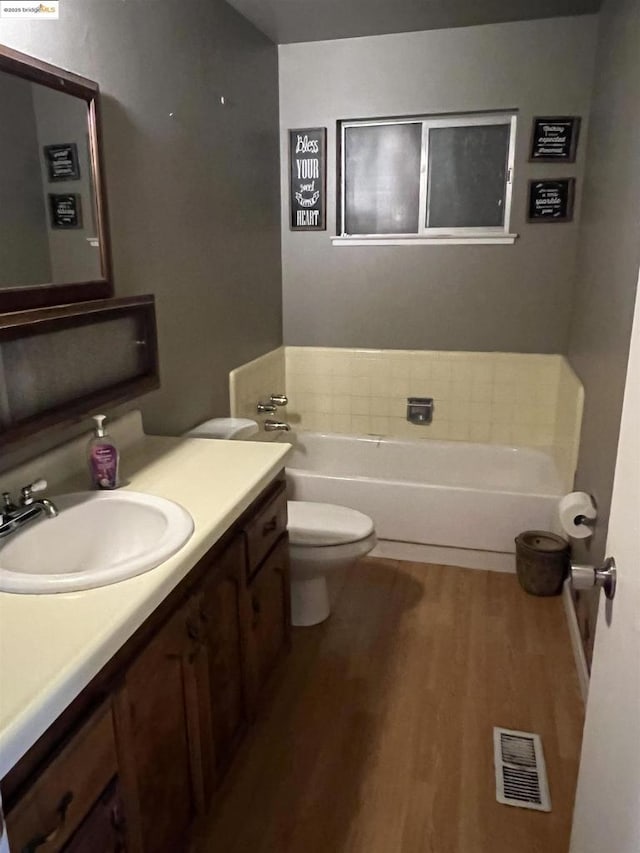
[87,414,119,490]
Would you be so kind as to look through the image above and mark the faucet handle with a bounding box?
[21,479,48,506]
[270,394,288,407]
[2,492,16,514]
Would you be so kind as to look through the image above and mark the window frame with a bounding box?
[338,111,518,244]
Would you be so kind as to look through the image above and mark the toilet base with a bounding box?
[290,576,331,626]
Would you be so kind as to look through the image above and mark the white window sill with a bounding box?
[331,234,519,247]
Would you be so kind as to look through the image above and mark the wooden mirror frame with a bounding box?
[0,44,113,311]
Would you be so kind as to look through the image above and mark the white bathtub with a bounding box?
[286,432,564,564]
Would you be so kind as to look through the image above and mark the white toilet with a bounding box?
[287,500,376,626]
[185,418,377,626]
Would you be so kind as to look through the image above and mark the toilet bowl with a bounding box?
[287,501,377,626]
[184,419,377,626]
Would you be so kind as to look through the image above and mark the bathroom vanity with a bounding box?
[0,430,291,852]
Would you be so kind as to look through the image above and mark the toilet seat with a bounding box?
[287,501,374,547]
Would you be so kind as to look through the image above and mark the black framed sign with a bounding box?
[44,143,81,181]
[49,193,83,229]
[527,179,575,222]
[289,128,326,231]
[529,117,580,162]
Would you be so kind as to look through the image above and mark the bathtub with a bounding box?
[285,432,564,566]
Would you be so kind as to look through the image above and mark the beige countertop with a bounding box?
[0,434,290,778]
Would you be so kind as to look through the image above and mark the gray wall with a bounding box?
[279,16,598,352]
[0,74,51,287]
[0,0,282,438]
[567,0,640,663]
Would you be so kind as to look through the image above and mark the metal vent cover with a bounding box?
[493,727,551,812]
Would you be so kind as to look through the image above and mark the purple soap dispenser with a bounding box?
[87,414,120,489]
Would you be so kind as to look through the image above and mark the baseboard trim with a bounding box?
[370,540,515,573]
[562,579,589,704]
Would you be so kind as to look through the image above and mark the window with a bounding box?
[337,112,517,244]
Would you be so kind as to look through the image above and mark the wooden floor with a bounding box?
[196,558,584,853]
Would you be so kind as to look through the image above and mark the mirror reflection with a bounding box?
[0,72,101,289]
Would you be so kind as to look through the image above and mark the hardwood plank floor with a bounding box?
[196,558,584,853]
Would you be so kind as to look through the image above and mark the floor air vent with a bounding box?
[493,727,551,812]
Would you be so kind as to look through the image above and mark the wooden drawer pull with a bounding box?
[262,516,277,536]
[24,790,74,852]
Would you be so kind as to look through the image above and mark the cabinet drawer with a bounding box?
[243,482,288,579]
[7,704,118,853]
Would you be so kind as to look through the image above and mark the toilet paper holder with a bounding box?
[559,491,597,539]
[574,513,596,529]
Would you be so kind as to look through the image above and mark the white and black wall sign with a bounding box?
[44,143,81,181]
[527,179,575,222]
[289,128,326,231]
[48,193,83,229]
[529,117,580,162]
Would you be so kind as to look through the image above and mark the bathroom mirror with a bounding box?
[0,44,112,311]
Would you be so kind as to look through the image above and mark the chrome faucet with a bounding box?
[257,395,288,415]
[264,420,291,432]
[0,479,58,539]
[269,394,288,407]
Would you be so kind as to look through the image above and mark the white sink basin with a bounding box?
[0,491,194,594]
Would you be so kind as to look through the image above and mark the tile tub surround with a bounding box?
[554,359,585,490]
[285,348,582,480]
[229,346,286,441]
[229,347,583,485]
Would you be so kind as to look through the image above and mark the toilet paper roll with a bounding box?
[558,492,597,539]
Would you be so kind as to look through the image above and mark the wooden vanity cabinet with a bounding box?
[4,475,291,853]
[242,481,291,706]
[247,536,291,703]
[114,597,199,853]
[190,535,251,803]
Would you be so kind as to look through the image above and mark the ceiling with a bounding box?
[224,0,601,44]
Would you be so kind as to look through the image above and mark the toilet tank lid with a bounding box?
[287,501,375,546]
[185,418,259,440]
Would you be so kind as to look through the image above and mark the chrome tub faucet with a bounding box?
[264,420,291,432]
[257,394,288,415]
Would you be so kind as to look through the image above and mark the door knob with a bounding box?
[570,556,617,600]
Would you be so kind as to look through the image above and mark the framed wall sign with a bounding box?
[289,127,326,231]
[49,193,83,229]
[527,179,575,222]
[44,143,81,181]
[529,117,580,162]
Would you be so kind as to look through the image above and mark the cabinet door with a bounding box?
[247,536,291,703]
[195,536,250,800]
[116,600,198,853]
[61,779,126,853]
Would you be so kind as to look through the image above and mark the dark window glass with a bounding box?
[345,123,422,235]
[426,124,510,228]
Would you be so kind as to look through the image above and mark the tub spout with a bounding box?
[264,420,291,432]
